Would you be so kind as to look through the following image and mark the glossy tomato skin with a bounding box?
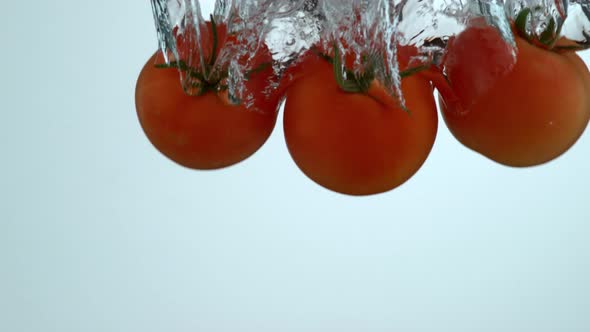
[439,26,590,167]
[283,60,438,196]
[135,52,278,170]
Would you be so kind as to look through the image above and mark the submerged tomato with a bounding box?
[283,50,438,196]
[435,25,590,167]
[135,21,281,170]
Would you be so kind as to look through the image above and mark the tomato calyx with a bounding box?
[330,46,377,94]
[514,8,561,49]
[311,45,430,112]
[154,16,272,103]
[323,46,430,93]
[155,60,229,95]
[513,8,590,52]
[155,16,230,97]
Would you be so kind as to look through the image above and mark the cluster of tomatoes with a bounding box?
[135,14,590,196]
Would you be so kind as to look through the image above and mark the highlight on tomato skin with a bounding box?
[433,23,590,168]
[134,19,283,170]
[282,48,439,196]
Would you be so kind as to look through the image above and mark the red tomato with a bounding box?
[135,21,280,170]
[283,50,438,195]
[435,25,590,167]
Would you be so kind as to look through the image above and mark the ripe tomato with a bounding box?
[135,21,280,170]
[435,24,590,167]
[283,49,438,196]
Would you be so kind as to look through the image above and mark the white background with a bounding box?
[1,1,589,332]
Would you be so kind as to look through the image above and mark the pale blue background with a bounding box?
[1,1,590,332]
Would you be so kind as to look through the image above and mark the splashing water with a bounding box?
[149,0,590,109]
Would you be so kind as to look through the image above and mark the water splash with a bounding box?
[148,0,590,109]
